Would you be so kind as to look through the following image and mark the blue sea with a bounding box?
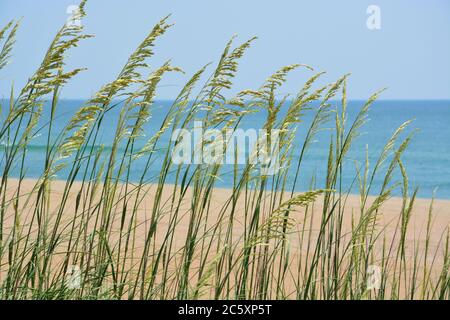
[1,99,450,199]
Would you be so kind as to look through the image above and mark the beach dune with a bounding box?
[1,178,449,298]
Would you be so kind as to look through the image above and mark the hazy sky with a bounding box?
[1,0,449,100]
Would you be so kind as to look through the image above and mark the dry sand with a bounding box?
[4,178,449,243]
[1,178,450,297]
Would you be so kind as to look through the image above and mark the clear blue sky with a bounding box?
[1,0,449,100]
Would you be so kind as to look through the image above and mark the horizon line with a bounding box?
[1,98,450,102]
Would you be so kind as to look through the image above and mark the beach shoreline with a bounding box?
[1,174,449,298]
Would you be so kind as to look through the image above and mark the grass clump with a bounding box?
[0,1,448,300]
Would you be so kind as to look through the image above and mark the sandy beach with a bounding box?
[5,178,449,241]
[1,178,449,298]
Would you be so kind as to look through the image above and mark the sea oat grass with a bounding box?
[0,1,448,300]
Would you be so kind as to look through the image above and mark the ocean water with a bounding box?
[1,99,450,199]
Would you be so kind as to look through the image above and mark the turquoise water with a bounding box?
[1,99,450,199]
